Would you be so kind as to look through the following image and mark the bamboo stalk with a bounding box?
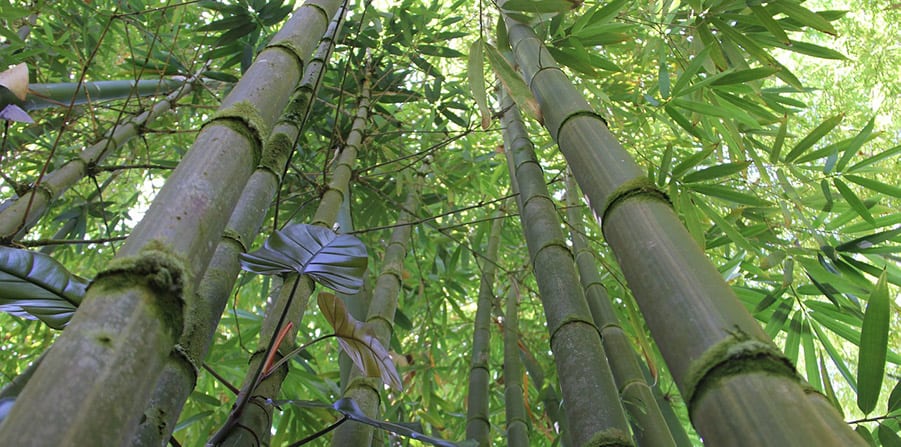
[465,209,504,446]
[0,2,342,444]
[504,279,530,447]
[499,9,863,446]
[501,85,633,446]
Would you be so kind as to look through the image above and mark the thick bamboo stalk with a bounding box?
[0,2,341,445]
[133,9,346,445]
[329,162,425,446]
[504,279,529,447]
[564,174,676,447]
[0,79,192,241]
[500,10,863,446]
[501,88,633,447]
[464,210,503,447]
[214,63,370,447]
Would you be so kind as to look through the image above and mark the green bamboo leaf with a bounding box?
[820,179,834,212]
[888,380,901,413]
[857,271,890,414]
[770,115,789,163]
[672,146,715,179]
[657,143,674,186]
[664,104,710,141]
[856,426,877,447]
[836,227,901,253]
[671,47,711,96]
[833,178,875,225]
[848,144,901,173]
[836,118,875,172]
[483,42,542,123]
[419,44,464,58]
[240,223,368,294]
[784,311,802,363]
[682,161,750,183]
[693,196,757,253]
[764,299,792,338]
[467,39,491,130]
[749,4,790,45]
[768,0,837,36]
[801,319,820,388]
[784,114,843,162]
[0,246,87,330]
[503,0,575,13]
[844,174,901,200]
[318,293,403,391]
[820,356,844,415]
[878,423,901,447]
[812,321,857,390]
[710,67,780,86]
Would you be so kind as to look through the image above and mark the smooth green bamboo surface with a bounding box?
[565,175,676,447]
[19,78,184,111]
[501,89,633,447]
[133,9,346,445]
[501,11,863,446]
[504,280,530,447]
[0,80,193,241]
[330,162,425,446]
[465,211,503,447]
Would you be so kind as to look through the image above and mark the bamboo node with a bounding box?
[599,177,671,234]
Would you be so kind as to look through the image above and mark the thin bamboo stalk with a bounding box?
[504,279,529,447]
[464,210,504,447]
[329,161,425,446]
[214,63,369,447]
[500,9,863,446]
[501,86,633,446]
[0,78,192,241]
[0,2,341,444]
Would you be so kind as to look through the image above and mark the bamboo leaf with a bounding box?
[749,4,790,45]
[801,319,820,388]
[857,271,890,414]
[318,293,403,391]
[784,114,843,162]
[502,0,575,13]
[467,39,491,130]
[770,115,788,162]
[812,321,857,390]
[848,144,901,173]
[671,47,711,96]
[888,380,901,413]
[484,42,542,123]
[836,118,875,172]
[682,161,750,183]
[833,178,875,225]
[820,179,834,212]
[768,0,837,36]
[878,423,901,447]
[836,227,901,253]
[844,174,901,200]
[240,223,368,294]
[694,196,757,253]
[710,67,780,86]
[0,247,88,330]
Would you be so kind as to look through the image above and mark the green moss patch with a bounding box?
[600,177,671,233]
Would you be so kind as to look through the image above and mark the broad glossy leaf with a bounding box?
[318,293,402,391]
[833,178,875,225]
[467,39,491,130]
[857,271,889,414]
[240,223,368,294]
[0,247,87,329]
[784,114,843,162]
[889,379,901,413]
[856,426,877,447]
[879,422,901,447]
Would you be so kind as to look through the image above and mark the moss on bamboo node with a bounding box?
[207,101,268,164]
[344,376,382,396]
[221,228,247,253]
[259,132,293,180]
[549,316,600,347]
[265,42,305,74]
[93,245,188,340]
[684,332,797,414]
[172,344,200,384]
[555,110,609,141]
[584,428,634,447]
[600,177,671,229]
